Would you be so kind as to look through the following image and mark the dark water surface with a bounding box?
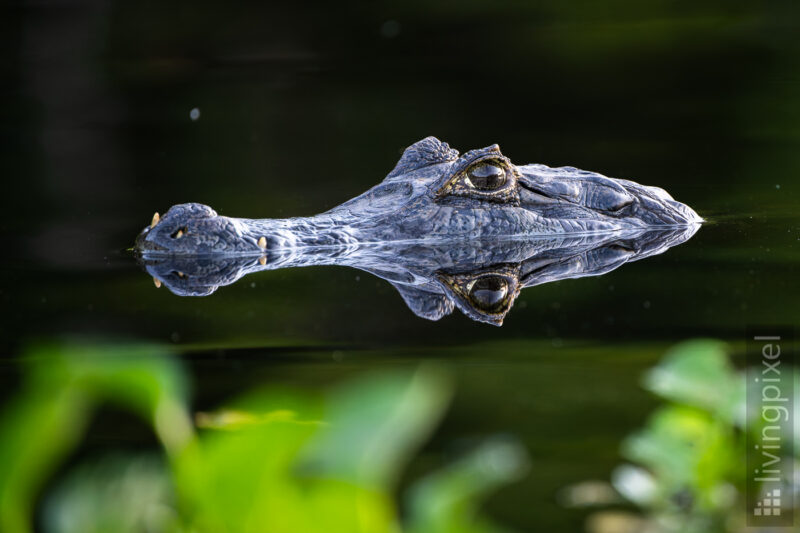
[2,1,799,530]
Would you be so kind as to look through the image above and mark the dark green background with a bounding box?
[2,1,798,530]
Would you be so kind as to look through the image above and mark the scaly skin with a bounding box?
[134,137,702,256]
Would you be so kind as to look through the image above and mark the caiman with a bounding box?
[134,137,701,325]
[135,137,702,255]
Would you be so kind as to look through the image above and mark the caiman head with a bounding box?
[135,137,701,255]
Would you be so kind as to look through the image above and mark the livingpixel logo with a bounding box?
[746,331,795,527]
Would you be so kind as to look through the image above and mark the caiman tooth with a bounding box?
[153,278,162,288]
[258,256,267,266]
[175,229,184,239]
[150,212,160,228]
[257,236,267,249]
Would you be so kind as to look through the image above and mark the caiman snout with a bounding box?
[517,165,702,229]
[136,203,266,255]
[629,184,703,226]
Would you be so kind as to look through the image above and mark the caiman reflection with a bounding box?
[139,228,698,326]
[135,137,701,325]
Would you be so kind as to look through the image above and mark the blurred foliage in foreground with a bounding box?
[561,340,799,533]
[0,342,528,533]
[2,341,797,532]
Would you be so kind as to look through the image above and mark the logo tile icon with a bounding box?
[753,489,781,517]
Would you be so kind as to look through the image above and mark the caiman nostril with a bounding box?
[609,197,634,213]
[608,243,635,254]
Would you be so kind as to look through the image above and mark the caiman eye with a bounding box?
[435,152,518,204]
[464,162,506,191]
[468,276,509,312]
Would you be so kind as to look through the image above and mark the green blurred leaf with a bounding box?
[621,405,736,510]
[407,437,528,533]
[175,389,325,532]
[0,342,189,533]
[301,366,452,489]
[176,388,400,533]
[176,368,454,533]
[0,386,88,533]
[27,342,191,451]
[642,340,744,424]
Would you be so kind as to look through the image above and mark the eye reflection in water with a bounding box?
[469,277,509,311]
